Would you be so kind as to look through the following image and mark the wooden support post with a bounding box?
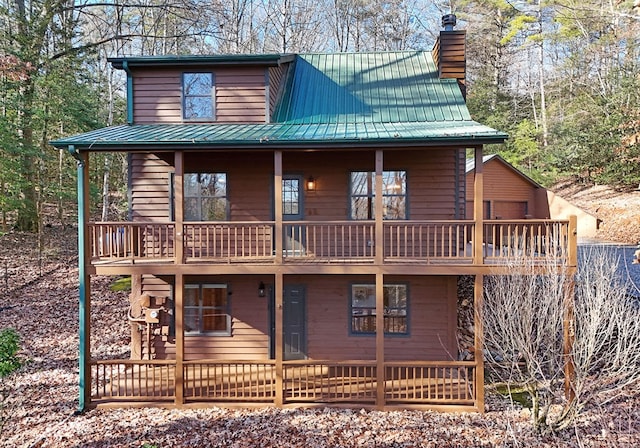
[375,272,385,408]
[568,215,577,267]
[563,273,576,402]
[129,275,143,360]
[375,150,384,266]
[274,151,283,265]
[473,147,484,265]
[474,274,485,413]
[174,151,184,265]
[275,272,284,406]
[274,151,284,406]
[374,150,385,408]
[175,273,184,405]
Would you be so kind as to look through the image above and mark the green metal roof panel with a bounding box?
[273,52,470,124]
[50,123,508,150]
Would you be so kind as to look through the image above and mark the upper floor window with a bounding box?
[349,171,407,219]
[184,173,228,221]
[183,73,214,120]
[350,284,408,335]
[184,283,231,335]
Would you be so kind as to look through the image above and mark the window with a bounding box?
[183,73,214,120]
[184,173,227,221]
[184,284,231,335]
[350,284,408,335]
[282,177,300,216]
[350,171,407,219]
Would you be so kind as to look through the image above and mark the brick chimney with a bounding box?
[432,14,466,98]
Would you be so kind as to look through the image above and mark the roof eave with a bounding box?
[50,135,509,151]
[108,54,295,70]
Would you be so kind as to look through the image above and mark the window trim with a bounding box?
[184,283,232,336]
[348,170,408,220]
[349,283,409,336]
[182,72,215,121]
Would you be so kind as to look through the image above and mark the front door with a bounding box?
[283,284,306,360]
[270,285,307,360]
[282,175,304,253]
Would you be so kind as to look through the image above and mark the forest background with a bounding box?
[0,0,639,234]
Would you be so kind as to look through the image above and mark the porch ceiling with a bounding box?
[49,121,508,151]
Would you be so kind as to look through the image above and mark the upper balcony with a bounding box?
[86,218,576,271]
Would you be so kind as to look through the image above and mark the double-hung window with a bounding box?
[184,284,231,335]
[184,173,228,221]
[350,284,408,335]
[349,171,407,219]
[183,72,214,120]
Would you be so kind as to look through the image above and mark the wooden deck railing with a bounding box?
[184,222,274,262]
[284,360,378,402]
[384,221,474,262]
[385,361,476,405]
[90,359,476,406]
[283,221,375,262]
[89,222,175,262]
[86,219,574,266]
[91,359,175,401]
[183,360,276,401]
[483,219,571,262]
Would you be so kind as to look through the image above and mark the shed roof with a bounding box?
[51,51,508,150]
[465,154,543,189]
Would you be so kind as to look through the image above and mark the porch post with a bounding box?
[473,146,484,265]
[374,150,385,408]
[174,151,184,264]
[474,274,485,412]
[564,215,578,400]
[74,147,91,412]
[274,151,284,406]
[275,272,284,406]
[174,273,184,405]
[274,151,283,265]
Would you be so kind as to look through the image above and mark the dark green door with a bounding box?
[283,284,306,360]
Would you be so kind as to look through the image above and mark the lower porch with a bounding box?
[90,359,478,410]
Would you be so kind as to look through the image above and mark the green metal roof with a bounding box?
[50,122,507,150]
[51,51,508,150]
[275,52,469,124]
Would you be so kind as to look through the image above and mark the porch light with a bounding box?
[306,176,316,191]
[258,281,266,297]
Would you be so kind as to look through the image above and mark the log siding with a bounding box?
[131,67,268,124]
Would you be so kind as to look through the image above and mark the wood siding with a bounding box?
[144,275,456,362]
[466,158,547,219]
[268,63,290,120]
[132,67,267,124]
[129,153,173,221]
[299,275,457,362]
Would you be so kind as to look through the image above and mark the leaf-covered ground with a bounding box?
[1,226,640,447]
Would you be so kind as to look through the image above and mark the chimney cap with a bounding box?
[442,14,457,31]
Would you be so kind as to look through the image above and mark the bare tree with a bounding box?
[483,245,640,433]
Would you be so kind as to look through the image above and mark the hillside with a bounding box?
[552,180,640,244]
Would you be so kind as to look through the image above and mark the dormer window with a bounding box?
[183,73,214,120]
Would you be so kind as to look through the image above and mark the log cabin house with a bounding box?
[51,18,577,412]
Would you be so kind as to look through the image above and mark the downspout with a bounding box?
[68,145,89,413]
[123,61,134,125]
